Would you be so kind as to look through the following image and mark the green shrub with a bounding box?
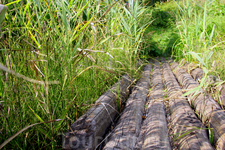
[151,8,175,28]
[173,0,225,79]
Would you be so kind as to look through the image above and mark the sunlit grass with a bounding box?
[2,0,225,148]
[0,0,151,148]
[172,0,225,80]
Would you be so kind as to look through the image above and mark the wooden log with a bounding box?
[171,62,225,149]
[189,67,203,81]
[162,58,213,150]
[62,75,132,150]
[103,64,152,150]
[180,63,225,107]
[135,61,171,150]
[189,67,225,106]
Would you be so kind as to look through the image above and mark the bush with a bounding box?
[151,8,175,28]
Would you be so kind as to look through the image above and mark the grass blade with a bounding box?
[0,63,59,85]
[0,119,62,149]
[5,0,21,6]
[189,51,206,67]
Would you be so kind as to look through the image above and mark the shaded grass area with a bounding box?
[143,26,179,57]
[141,0,225,81]
[140,1,180,58]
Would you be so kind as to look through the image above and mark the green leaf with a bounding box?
[199,74,207,87]
[119,11,131,35]
[206,51,213,62]
[73,16,94,40]
[209,127,214,145]
[5,0,21,6]
[215,81,225,87]
[174,128,196,141]
[182,86,200,97]
[202,67,209,76]
[189,51,206,67]
[207,24,215,47]
[70,33,84,61]
[99,36,111,45]
[61,0,69,31]
[23,1,30,19]
[27,103,45,123]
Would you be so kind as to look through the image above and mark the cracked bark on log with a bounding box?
[171,62,225,149]
[162,58,213,150]
[135,61,171,150]
[103,64,152,150]
[63,75,132,150]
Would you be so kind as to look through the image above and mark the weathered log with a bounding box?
[182,63,225,107]
[189,67,225,106]
[189,67,203,81]
[103,64,152,150]
[162,58,213,150]
[135,61,171,150]
[62,75,132,150]
[171,62,225,149]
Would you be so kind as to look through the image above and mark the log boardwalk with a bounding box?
[63,75,132,150]
[103,64,152,150]
[162,58,213,150]
[135,60,171,150]
[171,62,225,149]
[63,59,225,150]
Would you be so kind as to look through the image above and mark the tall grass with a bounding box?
[0,0,151,148]
[173,0,225,80]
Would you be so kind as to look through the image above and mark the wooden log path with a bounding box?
[135,61,171,150]
[171,61,225,149]
[162,58,213,150]
[63,59,225,150]
[103,64,151,150]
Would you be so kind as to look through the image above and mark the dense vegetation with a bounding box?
[173,0,225,81]
[0,0,151,149]
[0,0,225,149]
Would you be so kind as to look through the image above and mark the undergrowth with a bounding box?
[0,0,151,149]
[173,0,225,80]
[141,1,179,57]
